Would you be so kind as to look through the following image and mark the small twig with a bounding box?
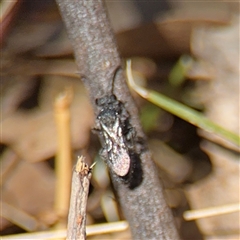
[54,88,73,224]
[183,203,240,221]
[66,156,94,240]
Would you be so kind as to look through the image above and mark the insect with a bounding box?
[95,66,138,178]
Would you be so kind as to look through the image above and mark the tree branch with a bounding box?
[55,0,180,238]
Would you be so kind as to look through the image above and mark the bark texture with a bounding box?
[55,0,180,239]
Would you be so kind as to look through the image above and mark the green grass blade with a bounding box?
[147,90,239,146]
[126,59,240,147]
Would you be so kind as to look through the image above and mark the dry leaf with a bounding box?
[1,159,55,227]
[1,75,94,162]
[185,15,240,237]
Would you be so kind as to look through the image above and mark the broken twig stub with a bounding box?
[66,156,94,240]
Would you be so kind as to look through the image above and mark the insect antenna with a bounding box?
[107,66,122,95]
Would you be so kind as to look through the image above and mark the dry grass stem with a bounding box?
[1,221,129,239]
[54,88,73,223]
[183,203,240,221]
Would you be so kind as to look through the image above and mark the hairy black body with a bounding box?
[95,67,144,188]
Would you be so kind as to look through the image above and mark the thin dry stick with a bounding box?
[67,156,94,240]
[183,203,240,221]
[54,88,73,223]
[1,221,129,239]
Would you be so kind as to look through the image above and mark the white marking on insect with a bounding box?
[100,118,131,176]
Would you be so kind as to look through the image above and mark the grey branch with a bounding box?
[56,0,180,239]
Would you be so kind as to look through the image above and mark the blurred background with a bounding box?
[1,0,239,239]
